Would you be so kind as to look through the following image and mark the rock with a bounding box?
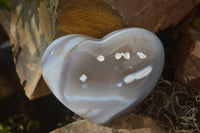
[103,0,200,32]
[174,26,200,90]
[108,113,167,133]
[56,0,124,38]
[6,0,200,99]
[50,119,152,133]
[9,0,58,99]
[51,113,167,133]
[9,0,123,100]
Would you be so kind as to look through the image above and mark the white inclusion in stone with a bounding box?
[97,55,105,62]
[79,74,88,82]
[137,52,147,59]
[115,52,131,60]
[130,66,133,69]
[123,65,152,84]
[124,52,130,60]
[115,53,122,60]
[116,82,123,87]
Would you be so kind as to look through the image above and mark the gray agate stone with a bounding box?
[41,28,164,124]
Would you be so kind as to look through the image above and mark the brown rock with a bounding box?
[9,0,123,100]
[108,113,167,133]
[50,119,152,133]
[51,113,167,133]
[103,0,200,32]
[6,0,200,99]
[174,26,200,90]
[9,0,58,99]
[56,0,124,38]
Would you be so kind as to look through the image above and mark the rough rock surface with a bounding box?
[5,0,200,99]
[51,120,151,133]
[9,0,123,99]
[103,0,200,32]
[174,27,200,90]
[108,113,167,133]
[56,0,124,38]
[51,114,167,133]
[9,0,58,99]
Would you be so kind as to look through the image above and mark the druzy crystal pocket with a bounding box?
[41,28,164,124]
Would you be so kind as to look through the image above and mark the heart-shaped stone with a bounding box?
[41,28,164,124]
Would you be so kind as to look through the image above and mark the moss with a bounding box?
[172,24,189,39]
[0,0,10,11]
[26,120,40,133]
[191,19,200,31]
[0,123,12,133]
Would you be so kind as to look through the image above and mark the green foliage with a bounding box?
[0,114,20,133]
[0,123,12,133]
[0,0,10,11]
[191,19,200,31]
[26,120,40,133]
[0,114,41,133]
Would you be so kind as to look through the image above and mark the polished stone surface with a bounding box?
[42,28,164,124]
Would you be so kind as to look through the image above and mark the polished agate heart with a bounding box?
[41,28,164,124]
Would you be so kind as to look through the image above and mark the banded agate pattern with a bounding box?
[42,28,164,124]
